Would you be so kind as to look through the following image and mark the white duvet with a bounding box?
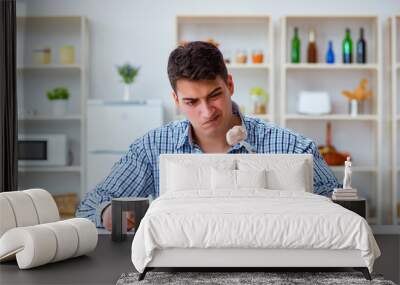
[131,190,380,273]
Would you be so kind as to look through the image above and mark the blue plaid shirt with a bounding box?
[77,104,340,227]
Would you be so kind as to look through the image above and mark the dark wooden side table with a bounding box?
[112,197,149,242]
[332,198,366,219]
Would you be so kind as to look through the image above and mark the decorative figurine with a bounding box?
[343,156,352,189]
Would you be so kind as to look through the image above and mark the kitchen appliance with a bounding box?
[18,134,68,166]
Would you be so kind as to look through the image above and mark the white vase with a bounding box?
[52,100,67,116]
[123,84,132,101]
[349,99,358,117]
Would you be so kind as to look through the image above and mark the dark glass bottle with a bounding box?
[342,28,353,64]
[307,29,317,63]
[326,40,335,64]
[356,28,367,63]
[291,27,301,63]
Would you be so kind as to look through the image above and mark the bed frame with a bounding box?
[140,248,371,280]
[137,154,372,281]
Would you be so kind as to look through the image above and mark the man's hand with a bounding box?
[102,205,135,231]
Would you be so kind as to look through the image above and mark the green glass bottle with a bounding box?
[291,27,301,63]
[342,28,353,64]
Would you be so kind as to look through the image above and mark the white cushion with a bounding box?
[237,169,267,189]
[42,221,79,262]
[211,168,236,190]
[0,218,97,269]
[0,191,39,227]
[23,189,60,224]
[211,168,267,190]
[167,158,235,192]
[0,226,57,269]
[237,156,312,192]
[266,161,309,191]
[64,218,98,257]
[0,196,16,237]
[0,189,60,238]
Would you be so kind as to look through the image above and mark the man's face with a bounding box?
[172,75,234,138]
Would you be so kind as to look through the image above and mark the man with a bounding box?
[76,41,340,230]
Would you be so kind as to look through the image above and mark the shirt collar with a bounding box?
[176,101,249,151]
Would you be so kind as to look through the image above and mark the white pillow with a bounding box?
[211,168,267,190]
[266,160,309,191]
[211,168,236,190]
[238,158,311,192]
[167,160,235,192]
[237,169,267,189]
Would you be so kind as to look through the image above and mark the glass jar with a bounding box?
[235,50,248,64]
[59,45,75,64]
[251,95,267,114]
[33,47,51,65]
[252,49,264,64]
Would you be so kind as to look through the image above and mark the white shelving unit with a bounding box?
[284,114,378,121]
[16,16,89,199]
[17,64,82,70]
[281,15,383,224]
[284,63,378,70]
[175,15,274,123]
[390,15,400,225]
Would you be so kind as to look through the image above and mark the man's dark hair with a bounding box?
[167,41,228,92]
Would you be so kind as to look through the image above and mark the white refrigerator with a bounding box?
[86,100,163,193]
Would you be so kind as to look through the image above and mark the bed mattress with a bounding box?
[131,190,380,273]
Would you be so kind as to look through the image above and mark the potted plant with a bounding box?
[117,63,140,101]
[249,87,269,114]
[341,78,373,116]
[46,87,70,116]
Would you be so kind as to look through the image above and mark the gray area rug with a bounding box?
[117,271,396,285]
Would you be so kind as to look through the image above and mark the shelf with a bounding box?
[227,63,270,70]
[17,16,83,21]
[176,15,270,24]
[284,15,378,20]
[284,63,378,71]
[17,64,82,71]
[285,114,378,121]
[18,115,82,121]
[18,166,82,173]
[330,166,377,173]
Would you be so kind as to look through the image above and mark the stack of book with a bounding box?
[332,188,358,200]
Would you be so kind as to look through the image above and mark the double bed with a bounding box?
[131,154,380,281]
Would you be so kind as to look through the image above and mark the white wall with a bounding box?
[16,0,400,223]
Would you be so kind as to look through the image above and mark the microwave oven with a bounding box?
[18,134,68,166]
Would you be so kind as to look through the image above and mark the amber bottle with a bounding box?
[307,29,317,63]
